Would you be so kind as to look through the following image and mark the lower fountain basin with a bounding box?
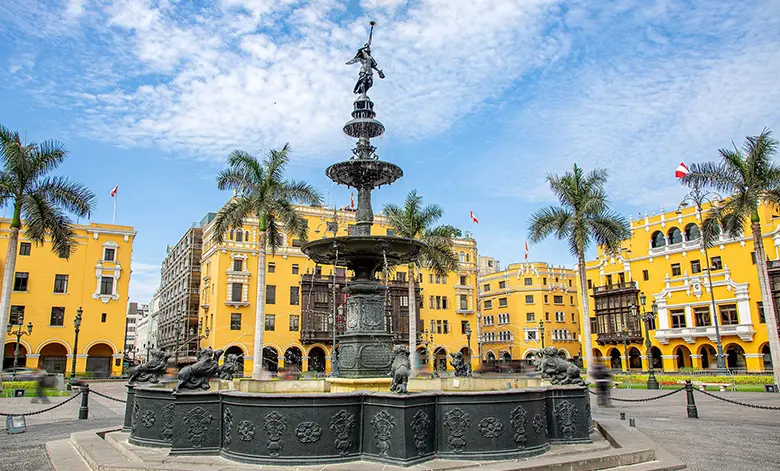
[125,382,591,467]
[301,235,425,269]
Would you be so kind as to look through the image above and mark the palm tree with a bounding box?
[383,190,459,375]
[528,164,630,371]
[0,125,96,368]
[682,129,780,388]
[214,144,321,379]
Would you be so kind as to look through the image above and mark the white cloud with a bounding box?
[129,261,160,303]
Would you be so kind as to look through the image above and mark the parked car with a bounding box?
[1,367,41,381]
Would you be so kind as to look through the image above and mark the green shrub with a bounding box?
[611,373,773,385]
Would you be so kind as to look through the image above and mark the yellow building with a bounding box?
[478,260,581,367]
[198,203,479,376]
[585,202,778,372]
[1,219,136,377]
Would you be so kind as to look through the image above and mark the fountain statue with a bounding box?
[302,21,424,378]
[127,349,170,384]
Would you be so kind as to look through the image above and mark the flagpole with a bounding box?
[113,190,117,225]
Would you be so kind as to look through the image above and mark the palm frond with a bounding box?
[29,176,95,218]
[527,206,572,244]
[281,179,322,206]
[212,197,255,244]
[21,193,76,258]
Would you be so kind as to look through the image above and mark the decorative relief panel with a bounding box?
[238,420,256,442]
[162,404,175,443]
[295,422,322,443]
[329,410,356,456]
[339,345,358,369]
[409,410,430,456]
[478,416,503,438]
[141,410,155,428]
[370,410,396,457]
[443,408,471,452]
[509,405,528,447]
[263,411,286,457]
[223,408,234,447]
[183,406,214,448]
[359,344,392,369]
[554,401,578,439]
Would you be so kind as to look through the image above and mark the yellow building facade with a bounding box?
[198,203,479,376]
[1,219,136,377]
[585,202,778,372]
[478,261,582,366]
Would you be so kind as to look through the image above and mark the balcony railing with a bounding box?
[596,331,644,346]
[654,324,755,344]
[592,281,638,294]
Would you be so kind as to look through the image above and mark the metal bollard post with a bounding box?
[629,418,636,427]
[685,380,698,419]
[620,412,626,420]
[79,384,89,420]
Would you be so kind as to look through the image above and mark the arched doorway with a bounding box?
[674,345,692,370]
[650,346,663,370]
[39,342,68,374]
[761,344,773,370]
[3,343,27,369]
[725,344,746,369]
[557,350,568,360]
[699,345,717,370]
[486,352,496,363]
[262,346,279,373]
[224,345,245,377]
[284,346,303,372]
[609,348,622,370]
[628,347,642,369]
[308,346,326,373]
[592,348,604,366]
[501,351,512,362]
[86,343,114,378]
[416,347,427,369]
[434,347,447,372]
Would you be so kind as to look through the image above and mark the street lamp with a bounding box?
[619,330,630,374]
[539,319,546,349]
[423,329,438,377]
[70,307,83,383]
[678,187,726,371]
[465,322,472,376]
[633,293,660,389]
[6,320,33,370]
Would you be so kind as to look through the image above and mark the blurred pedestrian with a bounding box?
[591,363,612,407]
[32,369,50,404]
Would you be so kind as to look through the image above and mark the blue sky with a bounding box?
[1,0,779,302]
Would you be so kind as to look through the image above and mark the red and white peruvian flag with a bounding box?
[110,185,118,197]
[469,211,479,224]
[524,240,529,260]
[675,162,690,179]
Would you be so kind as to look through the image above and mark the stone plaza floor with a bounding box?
[1,381,779,471]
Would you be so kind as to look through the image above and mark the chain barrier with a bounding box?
[587,386,685,402]
[90,390,127,403]
[694,388,780,410]
[0,391,83,417]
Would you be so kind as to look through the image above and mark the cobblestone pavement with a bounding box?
[591,388,780,471]
[1,382,127,471]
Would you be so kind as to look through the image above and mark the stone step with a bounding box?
[46,439,91,471]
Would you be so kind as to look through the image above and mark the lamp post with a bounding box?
[70,307,83,381]
[678,186,726,370]
[539,319,546,349]
[465,322,472,376]
[174,328,181,366]
[6,320,33,369]
[619,330,630,374]
[633,293,660,389]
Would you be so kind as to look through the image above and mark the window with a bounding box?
[668,227,683,244]
[292,264,299,274]
[587,279,593,289]
[569,296,574,304]
[459,294,468,310]
[50,307,65,326]
[694,307,711,326]
[459,275,467,285]
[268,262,276,273]
[606,274,612,285]
[400,296,409,307]
[443,320,450,334]
[757,302,766,323]
[100,276,114,295]
[435,274,441,284]
[556,312,565,322]
[461,320,469,334]
[19,242,31,256]
[104,248,115,261]
[397,272,407,282]
[101,313,107,323]
[230,313,241,330]
[719,304,738,325]
[643,270,649,281]
[436,320,443,334]
[436,296,441,309]
[711,256,722,270]
[499,281,506,289]
[315,265,322,275]
[236,231,243,242]
[524,277,532,286]
[290,315,300,331]
[751,252,756,265]
[290,286,300,305]
[266,285,276,304]
[553,295,563,304]
[13,272,29,291]
[543,277,547,285]
[347,224,355,235]
[233,259,243,271]
[265,314,276,331]
[291,239,304,247]
[54,274,68,293]
[429,296,435,309]
[526,330,537,341]
[670,309,686,328]
[498,297,507,307]
[483,283,490,291]
[571,313,576,322]
[442,296,448,309]
[671,263,681,276]
[9,305,25,324]
[336,267,346,278]
[568,280,572,287]
[525,295,534,304]
[545,312,550,321]
[691,260,701,274]
[544,295,549,303]
[327,221,338,233]
[231,283,243,302]
[484,300,492,309]
[526,312,535,322]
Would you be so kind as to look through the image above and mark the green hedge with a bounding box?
[611,374,773,386]
[0,381,68,397]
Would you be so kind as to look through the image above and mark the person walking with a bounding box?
[591,363,612,407]
[32,369,50,404]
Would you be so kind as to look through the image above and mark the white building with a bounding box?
[125,301,149,362]
[134,287,161,362]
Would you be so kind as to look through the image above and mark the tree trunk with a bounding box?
[408,264,418,376]
[251,231,267,379]
[0,211,21,370]
[577,252,594,374]
[751,221,780,387]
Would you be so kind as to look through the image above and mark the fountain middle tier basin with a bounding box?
[302,235,425,270]
[126,381,591,467]
[325,159,403,188]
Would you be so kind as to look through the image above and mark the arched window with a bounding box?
[236,231,243,242]
[651,231,666,248]
[245,231,250,241]
[466,253,470,262]
[685,223,701,241]
[459,251,465,262]
[229,230,234,240]
[667,227,683,245]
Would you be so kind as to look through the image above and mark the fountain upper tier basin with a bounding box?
[302,235,425,270]
[325,159,403,188]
